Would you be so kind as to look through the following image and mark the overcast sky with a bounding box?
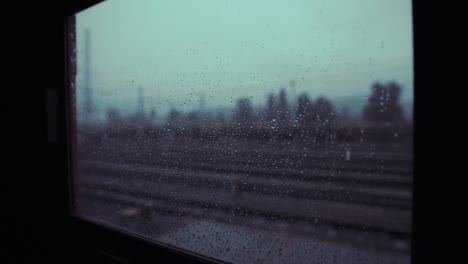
[75,0,413,119]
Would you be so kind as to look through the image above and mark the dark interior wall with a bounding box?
[3,2,117,263]
[5,2,67,263]
[2,0,465,263]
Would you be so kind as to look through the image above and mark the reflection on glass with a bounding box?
[73,0,413,263]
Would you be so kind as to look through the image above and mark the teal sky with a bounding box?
[75,0,413,119]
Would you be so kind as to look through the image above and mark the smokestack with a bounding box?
[138,86,144,113]
[199,91,206,111]
[84,28,93,124]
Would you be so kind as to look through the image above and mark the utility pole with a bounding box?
[84,28,93,125]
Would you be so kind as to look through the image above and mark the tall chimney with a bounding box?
[84,28,93,124]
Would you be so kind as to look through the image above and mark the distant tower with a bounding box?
[138,86,145,113]
[289,79,297,105]
[199,91,207,127]
[84,29,93,124]
[199,91,206,111]
[136,86,146,127]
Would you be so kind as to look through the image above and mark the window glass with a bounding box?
[72,0,413,263]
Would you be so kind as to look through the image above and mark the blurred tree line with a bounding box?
[98,81,410,142]
[106,81,406,128]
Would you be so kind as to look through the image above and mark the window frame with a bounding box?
[45,0,441,263]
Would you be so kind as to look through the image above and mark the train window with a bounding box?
[70,0,413,263]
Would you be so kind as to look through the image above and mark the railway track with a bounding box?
[77,159,412,240]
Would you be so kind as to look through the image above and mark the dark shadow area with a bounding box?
[3,0,463,263]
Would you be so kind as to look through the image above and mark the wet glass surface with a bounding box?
[72,0,413,263]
